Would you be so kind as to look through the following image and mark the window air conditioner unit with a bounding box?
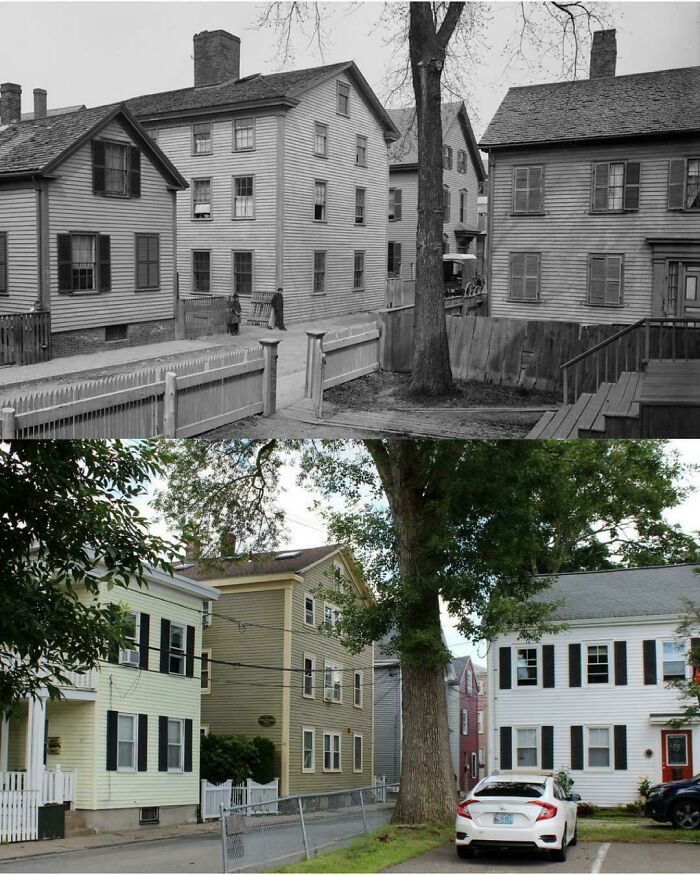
[120,648,140,667]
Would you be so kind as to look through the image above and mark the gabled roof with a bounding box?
[177,544,346,581]
[0,102,187,188]
[480,66,700,150]
[127,61,399,142]
[21,104,86,121]
[388,100,486,180]
[534,563,700,621]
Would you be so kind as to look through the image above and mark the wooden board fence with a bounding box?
[179,296,232,340]
[0,789,39,843]
[0,312,51,366]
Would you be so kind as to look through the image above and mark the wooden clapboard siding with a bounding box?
[443,114,481,253]
[489,134,700,324]
[282,72,389,321]
[45,700,96,809]
[6,702,28,770]
[48,118,176,333]
[0,188,38,314]
[388,172,418,278]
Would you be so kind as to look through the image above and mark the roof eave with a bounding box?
[480,126,700,151]
[135,95,300,125]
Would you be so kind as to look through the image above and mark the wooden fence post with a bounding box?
[305,331,326,415]
[175,299,186,341]
[305,330,325,399]
[163,372,177,437]
[376,318,385,372]
[1,407,16,439]
[260,339,280,417]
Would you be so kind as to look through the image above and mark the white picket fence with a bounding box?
[0,769,76,843]
[201,777,279,820]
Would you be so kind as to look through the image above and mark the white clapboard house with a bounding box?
[487,563,700,805]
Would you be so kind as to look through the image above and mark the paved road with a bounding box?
[385,840,700,873]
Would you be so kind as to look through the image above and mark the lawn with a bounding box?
[578,815,700,844]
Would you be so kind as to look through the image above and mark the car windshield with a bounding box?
[474,782,545,798]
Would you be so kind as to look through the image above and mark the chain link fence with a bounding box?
[221,782,399,872]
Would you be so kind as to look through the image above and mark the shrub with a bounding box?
[576,802,597,817]
[200,733,260,785]
[554,768,574,796]
[638,776,652,799]
[624,801,644,815]
[251,736,276,784]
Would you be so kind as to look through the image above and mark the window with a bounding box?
[148,129,159,144]
[93,140,139,198]
[512,166,544,214]
[314,180,327,221]
[313,251,326,295]
[332,562,343,591]
[104,141,129,196]
[459,190,468,224]
[119,612,139,666]
[202,602,212,628]
[388,188,402,221]
[663,641,687,680]
[0,233,6,294]
[323,732,341,771]
[443,186,451,222]
[105,324,127,342]
[588,254,623,306]
[71,234,97,291]
[140,807,159,825]
[192,251,211,294]
[323,603,333,629]
[387,241,402,276]
[303,655,315,698]
[587,644,609,684]
[192,179,212,220]
[234,117,254,151]
[324,661,342,702]
[353,734,363,772]
[201,649,211,693]
[314,122,328,157]
[587,726,611,768]
[336,82,350,116]
[353,251,365,291]
[356,135,367,166]
[233,176,254,219]
[478,711,483,734]
[303,728,315,772]
[515,727,538,768]
[457,150,467,173]
[117,713,137,771]
[200,724,210,737]
[192,122,212,155]
[304,595,315,626]
[353,670,362,707]
[443,145,453,170]
[591,161,640,212]
[355,187,366,224]
[466,671,473,696]
[668,158,700,210]
[461,709,468,735]
[516,648,538,686]
[232,251,253,296]
[135,234,159,290]
[477,679,484,695]
[169,623,186,675]
[509,253,541,302]
[167,718,184,771]
[471,751,478,777]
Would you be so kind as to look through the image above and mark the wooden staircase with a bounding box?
[528,371,644,439]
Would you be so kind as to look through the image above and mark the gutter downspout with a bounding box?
[35,176,51,311]
[485,152,494,318]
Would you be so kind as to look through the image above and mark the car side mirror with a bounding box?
[569,793,582,802]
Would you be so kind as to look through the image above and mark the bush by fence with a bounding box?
[201,734,263,786]
[251,737,276,785]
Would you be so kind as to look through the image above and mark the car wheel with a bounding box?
[671,800,700,830]
[549,828,568,862]
[570,823,578,847]
[456,846,475,859]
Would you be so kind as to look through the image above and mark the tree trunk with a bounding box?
[409,2,456,396]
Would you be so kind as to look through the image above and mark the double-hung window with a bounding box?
[353,670,362,707]
[232,251,253,296]
[313,252,326,295]
[516,647,538,686]
[587,726,611,768]
[192,251,211,294]
[167,718,184,771]
[586,644,609,684]
[588,254,623,306]
[509,253,541,302]
[201,649,211,692]
[591,161,640,212]
[192,179,212,220]
[314,180,327,221]
[234,117,254,151]
[353,251,365,291]
[477,710,483,734]
[192,122,212,155]
[303,655,315,698]
[119,612,140,666]
[323,604,333,629]
[57,232,111,295]
[353,734,363,772]
[387,242,402,276]
[466,671,473,696]
[93,140,139,198]
[324,661,342,702]
[304,595,315,626]
[337,82,350,116]
[515,727,538,768]
[117,713,137,771]
[135,234,159,290]
[443,186,451,222]
[323,732,341,771]
[233,176,254,219]
[302,728,315,772]
[314,122,328,157]
[388,188,402,221]
[459,189,468,224]
[169,623,186,675]
[461,709,469,735]
[71,234,97,291]
[662,641,687,680]
[104,142,129,195]
[356,135,367,166]
[668,158,700,210]
[457,150,467,173]
[443,145,453,170]
[0,233,7,295]
[355,187,366,224]
[512,166,544,214]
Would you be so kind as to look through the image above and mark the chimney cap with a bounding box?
[194,29,240,43]
[1,82,22,92]
[33,87,47,95]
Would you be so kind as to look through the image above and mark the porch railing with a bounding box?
[59,668,97,691]
[0,768,76,803]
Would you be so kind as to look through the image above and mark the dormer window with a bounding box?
[336,82,350,116]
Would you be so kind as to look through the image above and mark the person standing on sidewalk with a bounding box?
[227,292,242,335]
[268,287,287,330]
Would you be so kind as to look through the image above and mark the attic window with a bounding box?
[276,550,302,560]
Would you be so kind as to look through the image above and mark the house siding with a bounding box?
[372,663,401,784]
[45,700,96,809]
[488,134,700,324]
[457,662,480,792]
[0,188,38,314]
[488,618,700,805]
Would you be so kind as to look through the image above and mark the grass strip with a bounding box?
[579,821,700,844]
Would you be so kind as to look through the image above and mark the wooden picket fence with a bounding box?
[0,342,279,439]
[0,312,51,366]
[0,787,39,843]
[201,778,279,820]
[179,296,232,340]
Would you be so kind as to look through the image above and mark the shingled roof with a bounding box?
[176,544,345,582]
[534,563,700,621]
[480,66,700,149]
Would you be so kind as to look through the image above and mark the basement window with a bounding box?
[105,324,128,342]
[139,806,159,825]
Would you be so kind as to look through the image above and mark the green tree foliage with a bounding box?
[200,733,261,785]
[0,440,177,713]
[251,736,277,784]
[668,599,700,728]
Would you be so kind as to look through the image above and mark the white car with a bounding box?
[455,773,580,862]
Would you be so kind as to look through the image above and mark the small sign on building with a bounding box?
[47,736,61,754]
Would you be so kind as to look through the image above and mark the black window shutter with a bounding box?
[129,146,141,198]
[541,726,554,770]
[668,159,686,210]
[614,641,628,686]
[139,613,150,670]
[691,638,700,672]
[500,726,512,770]
[568,643,582,687]
[499,647,512,690]
[158,716,168,771]
[529,166,544,213]
[106,710,118,771]
[395,189,402,220]
[592,163,609,211]
[184,719,193,772]
[643,640,657,685]
[160,619,171,674]
[614,725,627,770]
[542,645,555,688]
[57,234,73,293]
[93,140,106,194]
[570,725,583,770]
[186,625,195,678]
[97,235,111,292]
[138,714,148,771]
[624,162,640,210]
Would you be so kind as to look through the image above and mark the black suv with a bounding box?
[644,775,700,829]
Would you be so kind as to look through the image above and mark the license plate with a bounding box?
[494,813,513,825]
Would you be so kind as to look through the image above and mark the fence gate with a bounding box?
[0,313,51,366]
[247,292,273,327]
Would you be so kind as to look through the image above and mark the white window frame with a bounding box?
[323,603,334,630]
[513,644,540,689]
[353,670,362,708]
[232,250,254,297]
[192,177,213,221]
[169,622,186,676]
[200,724,210,736]
[471,751,478,777]
[584,640,612,687]
[232,175,255,220]
[302,727,315,773]
[585,724,614,771]
[202,600,212,627]
[303,653,315,699]
[356,135,367,167]
[323,731,341,772]
[354,187,366,225]
[477,710,483,735]
[353,733,363,773]
[313,250,326,295]
[466,670,473,696]
[313,122,328,158]
[117,712,138,772]
[167,717,185,772]
[201,647,211,694]
[192,121,212,156]
[661,639,688,681]
[313,179,327,222]
[461,709,468,736]
[513,725,540,770]
[304,594,315,626]
[233,117,255,152]
[119,611,140,666]
[353,250,365,292]
[323,660,343,703]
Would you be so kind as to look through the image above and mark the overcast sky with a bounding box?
[1,1,699,138]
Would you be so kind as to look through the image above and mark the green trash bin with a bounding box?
[38,803,65,840]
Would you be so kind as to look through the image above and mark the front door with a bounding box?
[661,729,693,782]
[680,264,700,318]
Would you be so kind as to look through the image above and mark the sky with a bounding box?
[1,1,699,140]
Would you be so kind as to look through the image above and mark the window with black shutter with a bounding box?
[139,613,150,670]
[92,139,141,198]
[56,233,110,294]
[185,625,195,678]
[0,233,7,295]
[614,641,628,686]
[541,726,554,770]
[138,714,148,772]
[135,235,160,290]
[569,643,582,687]
[500,726,513,770]
[512,166,544,214]
[614,725,627,770]
[184,719,193,772]
[588,254,623,307]
[570,725,583,770]
[160,619,171,674]
[542,645,555,688]
[591,161,640,212]
[106,710,119,771]
[158,715,168,771]
[668,158,700,211]
[643,640,658,685]
[509,253,541,302]
[498,647,512,690]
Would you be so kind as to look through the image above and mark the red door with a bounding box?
[661,730,694,782]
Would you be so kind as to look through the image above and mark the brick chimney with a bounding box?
[33,88,47,119]
[193,30,241,87]
[589,29,617,78]
[0,83,21,126]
